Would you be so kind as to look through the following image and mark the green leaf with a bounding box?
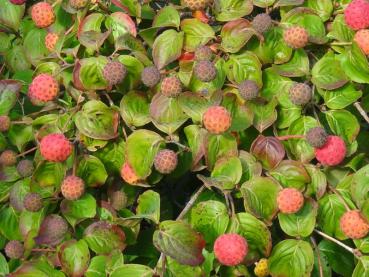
[119,91,150,127]
[240,177,281,223]
[253,0,275,7]
[311,52,348,90]
[4,45,31,73]
[153,5,180,28]
[105,12,136,43]
[304,0,333,22]
[239,150,262,183]
[153,220,205,266]
[77,155,108,187]
[184,125,207,170]
[125,129,164,179]
[305,164,327,200]
[327,14,354,42]
[278,199,317,237]
[9,259,65,277]
[248,98,278,133]
[7,124,33,152]
[166,256,204,277]
[190,200,229,244]
[222,93,254,132]
[353,256,369,277]
[270,160,311,189]
[0,253,9,276]
[351,164,369,208]
[77,56,109,90]
[110,264,154,277]
[94,139,125,174]
[211,156,242,190]
[205,133,238,170]
[0,206,22,240]
[58,239,90,277]
[0,80,21,116]
[85,256,106,277]
[269,239,314,277]
[325,109,359,143]
[213,0,253,21]
[23,28,48,66]
[136,190,160,224]
[33,161,66,188]
[318,83,362,109]
[116,55,144,91]
[75,100,119,140]
[178,92,210,124]
[19,208,45,239]
[0,0,24,31]
[181,19,215,52]
[221,19,257,53]
[61,193,97,227]
[152,30,184,69]
[272,49,309,77]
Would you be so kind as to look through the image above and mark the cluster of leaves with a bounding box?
[1,0,369,276]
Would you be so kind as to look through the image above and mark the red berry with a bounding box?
[61,175,85,200]
[45,33,59,52]
[31,2,55,28]
[277,188,304,214]
[283,26,309,49]
[9,0,26,5]
[120,162,139,184]
[214,234,248,266]
[203,106,232,134]
[40,133,72,162]
[161,76,182,97]
[344,0,369,30]
[0,116,10,132]
[340,210,369,239]
[5,240,24,259]
[154,149,178,174]
[28,74,59,104]
[315,136,346,166]
[354,29,369,55]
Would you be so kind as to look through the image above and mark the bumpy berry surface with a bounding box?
[109,190,127,210]
[277,188,304,214]
[36,214,68,245]
[340,210,369,239]
[306,127,328,148]
[183,0,213,10]
[203,106,232,134]
[16,159,34,177]
[5,241,24,259]
[141,66,161,87]
[252,13,273,34]
[154,149,178,174]
[10,0,26,5]
[40,133,72,162]
[194,61,217,82]
[23,193,43,212]
[28,74,59,104]
[289,83,312,105]
[161,76,182,97]
[254,258,269,277]
[214,233,248,266]
[45,33,59,52]
[70,0,89,9]
[61,175,85,200]
[315,136,346,166]
[238,80,259,100]
[0,150,17,166]
[354,29,369,55]
[103,62,127,86]
[120,162,139,184]
[31,2,55,28]
[0,116,10,132]
[344,0,369,30]
[194,45,213,61]
[283,26,309,49]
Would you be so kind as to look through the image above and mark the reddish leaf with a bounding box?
[250,135,285,170]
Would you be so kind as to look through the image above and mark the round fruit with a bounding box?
[120,162,139,184]
[141,66,161,87]
[315,135,346,166]
[23,193,43,212]
[289,82,312,105]
[283,26,309,49]
[214,233,248,266]
[40,133,72,162]
[194,45,213,61]
[5,240,24,259]
[344,0,369,30]
[194,61,217,82]
[154,149,178,174]
[61,175,85,200]
[109,190,127,210]
[16,159,34,177]
[28,74,59,104]
[354,29,369,55]
[103,61,127,86]
[183,0,213,10]
[70,0,89,9]
[252,13,273,34]
[161,76,182,97]
[45,33,59,52]
[254,258,269,277]
[340,210,369,239]
[203,106,232,134]
[0,115,10,132]
[277,188,304,214]
[306,127,328,148]
[0,150,17,166]
[31,2,55,28]
[238,80,259,100]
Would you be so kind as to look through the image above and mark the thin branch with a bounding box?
[354,102,369,125]
[177,185,206,220]
[310,236,324,277]
[31,248,56,252]
[16,146,38,158]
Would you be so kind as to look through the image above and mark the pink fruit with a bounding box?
[214,233,248,266]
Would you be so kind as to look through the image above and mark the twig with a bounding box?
[31,248,56,252]
[16,146,38,158]
[177,185,206,220]
[310,237,324,277]
[166,140,190,152]
[276,135,305,141]
[354,102,369,125]
[314,229,362,257]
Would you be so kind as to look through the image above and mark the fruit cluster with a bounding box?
[1,0,369,276]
